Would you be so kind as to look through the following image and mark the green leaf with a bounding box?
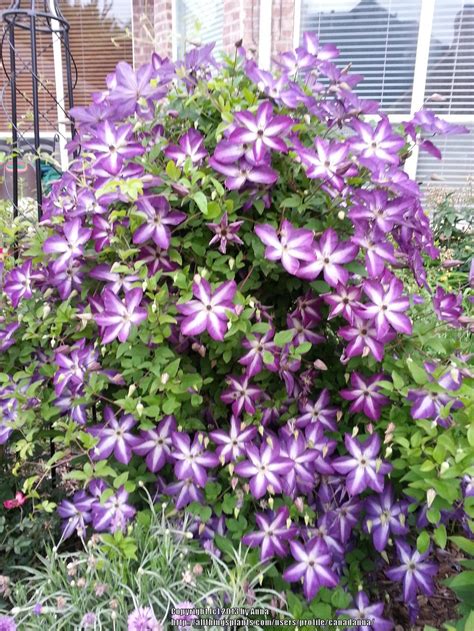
[417,531,430,553]
[165,160,180,180]
[274,330,295,346]
[309,602,331,619]
[187,501,212,523]
[280,195,302,208]
[214,534,234,556]
[391,370,405,390]
[467,423,474,448]
[434,524,447,549]
[464,611,474,630]
[113,471,129,489]
[222,493,237,514]
[192,191,208,215]
[407,358,428,385]
[444,571,474,601]
[286,591,304,618]
[450,536,474,556]
[295,341,312,355]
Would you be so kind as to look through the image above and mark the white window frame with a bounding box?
[293,0,474,180]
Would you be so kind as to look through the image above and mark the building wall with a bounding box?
[153,0,174,59]
[222,0,260,56]
[271,0,295,61]
[133,0,156,65]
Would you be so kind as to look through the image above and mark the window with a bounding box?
[175,0,225,58]
[424,1,474,115]
[298,0,474,195]
[0,0,133,133]
[299,0,422,113]
[62,0,133,110]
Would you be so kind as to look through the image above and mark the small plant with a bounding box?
[1,497,289,630]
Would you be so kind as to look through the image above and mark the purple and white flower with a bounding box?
[283,537,338,601]
[242,507,298,561]
[340,372,390,421]
[171,432,219,487]
[385,540,438,603]
[177,276,236,341]
[164,128,208,165]
[132,195,186,250]
[255,220,314,276]
[93,288,147,344]
[89,407,137,464]
[132,415,176,472]
[234,442,293,499]
[332,433,392,495]
[296,229,358,286]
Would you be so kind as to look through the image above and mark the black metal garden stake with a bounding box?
[1,0,77,220]
[0,2,78,486]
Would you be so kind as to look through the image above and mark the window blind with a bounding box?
[175,0,224,58]
[299,0,422,113]
[424,1,474,115]
[0,0,133,133]
[61,0,133,110]
[417,123,474,200]
[0,0,56,133]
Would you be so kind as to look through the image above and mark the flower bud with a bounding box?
[136,402,144,416]
[426,488,436,508]
[160,372,170,385]
[128,384,136,397]
[314,359,328,371]
[295,497,304,513]
[440,461,450,475]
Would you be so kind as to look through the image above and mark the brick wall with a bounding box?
[132,0,156,66]
[153,0,173,59]
[222,0,260,57]
[132,0,297,65]
[271,0,296,62]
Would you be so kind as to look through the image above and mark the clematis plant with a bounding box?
[0,31,472,629]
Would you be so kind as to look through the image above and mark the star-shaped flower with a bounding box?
[210,417,257,464]
[283,537,338,601]
[337,591,393,631]
[255,220,314,276]
[89,407,137,465]
[296,228,358,286]
[43,218,92,273]
[132,195,186,250]
[340,372,390,421]
[93,288,147,344]
[332,433,392,495]
[132,415,176,472]
[207,212,243,254]
[364,484,408,552]
[385,540,438,603]
[164,128,208,165]
[177,276,236,341]
[234,442,293,499]
[171,432,219,487]
[243,507,298,561]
